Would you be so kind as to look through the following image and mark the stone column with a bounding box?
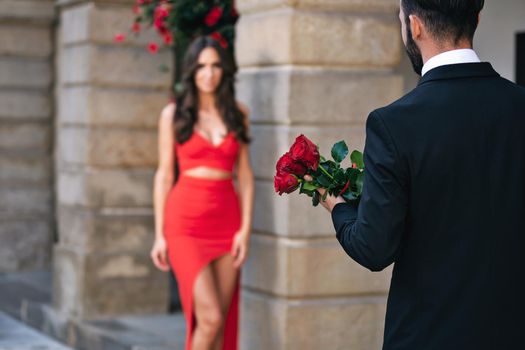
[53,0,171,319]
[236,1,403,349]
[0,0,55,272]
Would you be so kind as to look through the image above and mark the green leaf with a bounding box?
[312,191,320,207]
[350,150,364,169]
[302,181,318,192]
[174,82,184,94]
[331,141,349,163]
[158,63,170,73]
[318,160,336,176]
[345,167,360,186]
[301,190,314,197]
[322,190,328,201]
[317,174,332,187]
[333,169,346,185]
[300,180,316,197]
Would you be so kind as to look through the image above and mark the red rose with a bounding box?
[148,42,159,54]
[133,5,141,14]
[289,134,320,171]
[157,24,169,36]
[163,32,173,45]
[154,18,163,30]
[276,152,307,176]
[205,6,223,27]
[153,5,169,30]
[210,32,228,48]
[132,22,140,33]
[274,172,299,195]
[154,6,169,21]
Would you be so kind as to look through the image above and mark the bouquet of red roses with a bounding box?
[274,135,364,206]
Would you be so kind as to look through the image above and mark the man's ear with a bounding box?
[409,14,422,40]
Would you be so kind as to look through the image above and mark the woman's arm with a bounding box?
[231,103,255,268]
[151,103,176,271]
[236,142,255,234]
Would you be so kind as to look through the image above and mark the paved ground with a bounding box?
[0,311,73,350]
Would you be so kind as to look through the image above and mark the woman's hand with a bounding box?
[150,237,170,271]
[231,229,250,269]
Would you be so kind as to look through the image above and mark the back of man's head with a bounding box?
[401,0,485,45]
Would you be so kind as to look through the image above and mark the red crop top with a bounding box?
[176,131,240,173]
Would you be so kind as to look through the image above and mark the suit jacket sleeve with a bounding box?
[331,110,408,271]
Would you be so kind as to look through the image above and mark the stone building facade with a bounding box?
[1,0,524,349]
[0,0,55,273]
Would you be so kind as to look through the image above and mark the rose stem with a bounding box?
[318,164,334,181]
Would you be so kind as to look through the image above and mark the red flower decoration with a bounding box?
[154,5,169,20]
[274,172,299,195]
[133,5,141,14]
[289,134,320,171]
[132,22,140,33]
[154,18,162,29]
[163,32,173,45]
[276,152,307,177]
[210,32,228,48]
[114,33,126,43]
[204,6,223,27]
[153,5,170,31]
[148,42,159,54]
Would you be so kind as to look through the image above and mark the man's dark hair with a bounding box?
[401,0,485,44]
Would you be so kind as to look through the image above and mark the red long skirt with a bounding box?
[163,174,241,350]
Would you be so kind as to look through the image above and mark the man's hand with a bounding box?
[304,175,346,212]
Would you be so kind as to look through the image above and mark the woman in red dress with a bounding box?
[150,36,254,350]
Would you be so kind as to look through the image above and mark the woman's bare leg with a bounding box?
[211,254,239,350]
[192,265,224,350]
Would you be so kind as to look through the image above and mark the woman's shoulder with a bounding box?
[160,102,176,120]
[162,101,176,116]
[236,101,249,117]
[159,102,176,131]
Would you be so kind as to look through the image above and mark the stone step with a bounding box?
[0,311,73,350]
[0,269,51,319]
[0,270,186,350]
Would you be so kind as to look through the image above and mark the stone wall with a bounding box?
[53,0,171,319]
[0,0,55,272]
[236,0,403,348]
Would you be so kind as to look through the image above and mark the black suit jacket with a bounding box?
[332,63,525,350]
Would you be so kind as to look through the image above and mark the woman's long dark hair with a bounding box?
[173,36,250,144]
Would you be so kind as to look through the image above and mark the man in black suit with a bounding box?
[312,0,525,349]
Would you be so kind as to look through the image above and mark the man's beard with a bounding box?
[404,25,424,76]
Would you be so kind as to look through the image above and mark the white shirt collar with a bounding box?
[422,49,481,76]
